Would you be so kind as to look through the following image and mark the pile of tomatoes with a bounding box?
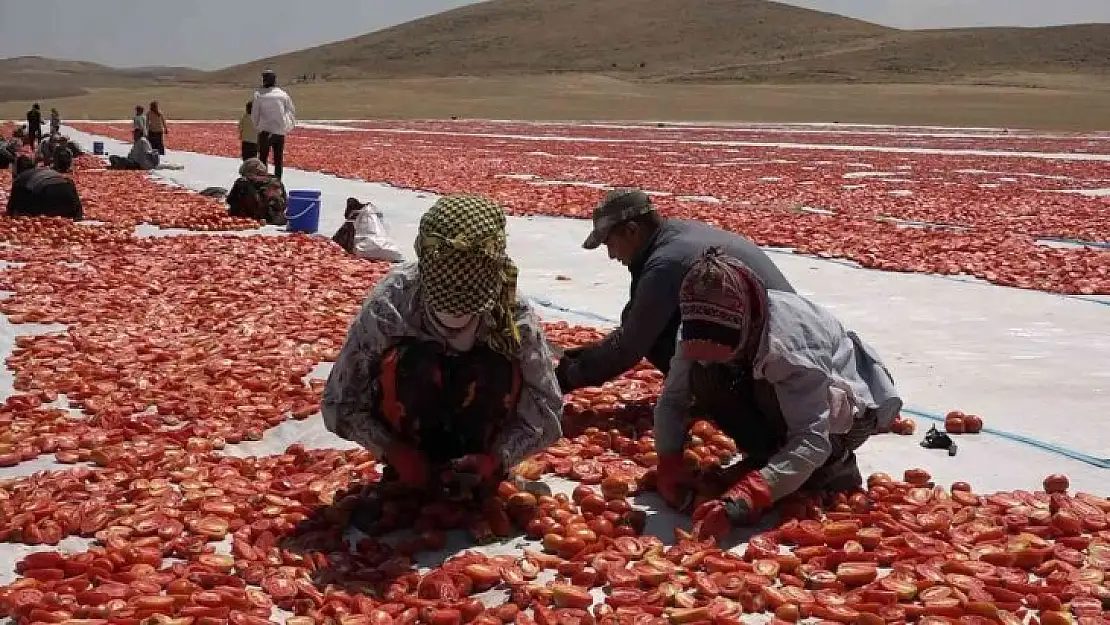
[0,129,1104,625]
[70,122,1110,295]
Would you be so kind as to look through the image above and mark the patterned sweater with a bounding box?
[321,262,564,469]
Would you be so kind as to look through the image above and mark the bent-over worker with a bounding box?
[555,188,795,394]
[322,194,563,508]
[226,158,287,225]
[7,156,83,220]
[653,248,901,541]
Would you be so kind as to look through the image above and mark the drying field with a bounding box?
[73,120,1110,295]
[0,120,1105,625]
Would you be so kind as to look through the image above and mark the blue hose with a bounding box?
[900,408,1110,470]
[529,296,1110,470]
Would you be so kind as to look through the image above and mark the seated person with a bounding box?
[6,156,83,220]
[0,136,18,170]
[321,194,563,523]
[332,197,365,254]
[52,147,74,174]
[35,134,67,165]
[108,136,160,171]
[653,248,902,541]
[226,158,288,225]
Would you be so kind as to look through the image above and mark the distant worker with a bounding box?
[35,134,68,166]
[49,108,61,136]
[0,133,22,169]
[132,105,148,142]
[146,101,168,155]
[252,69,296,180]
[52,146,74,174]
[239,101,258,161]
[226,157,288,225]
[7,156,83,220]
[108,135,160,171]
[26,103,43,147]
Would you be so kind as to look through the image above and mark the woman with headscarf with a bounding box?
[146,101,168,155]
[653,248,902,541]
[322,194,563,517]
[225,157,287,225]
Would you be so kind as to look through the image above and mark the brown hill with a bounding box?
[0,56,200,103]
[205,0,895,82]
[204,0,1110,85]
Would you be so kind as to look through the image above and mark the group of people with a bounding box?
[3,120,84,220]
[13,83,904,540]
[132,102,169,155]
[22,103,61,148]
[4,151,83,220]
[221,69,298,224]
[239,70,297,179]
[321,189,903,540]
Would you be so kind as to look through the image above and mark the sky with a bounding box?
[1,0,1109,70]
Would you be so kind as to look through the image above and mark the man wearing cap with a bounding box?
[252,70,297,180]
[556,188,795,394]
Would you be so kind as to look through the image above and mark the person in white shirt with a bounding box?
[251,70,296,180]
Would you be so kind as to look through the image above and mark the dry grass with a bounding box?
[4,74,1110,131]
[203,0,1110,85]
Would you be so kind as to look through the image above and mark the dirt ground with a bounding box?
[4,74,1109,131]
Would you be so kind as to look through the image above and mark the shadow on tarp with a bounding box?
[276,476,529,595]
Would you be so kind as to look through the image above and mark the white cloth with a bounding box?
[352,209,403,262]
[251,87,297,135]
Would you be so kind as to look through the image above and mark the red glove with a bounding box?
[722,470,774,514]
[691,471,774,541]
[655,454,695,512]
[385,443,430,488]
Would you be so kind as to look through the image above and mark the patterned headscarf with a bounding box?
[679,247,769,364]
[239,158,267,178]
[416,194,520,357]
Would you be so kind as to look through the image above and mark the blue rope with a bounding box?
[529,296,1110,470]
[900,408,1110,470]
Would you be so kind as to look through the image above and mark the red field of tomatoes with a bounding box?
[71,122,1110,295]
[0,134,1107,625]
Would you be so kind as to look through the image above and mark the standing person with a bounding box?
[652,248,902,541]
[26,104,43,147]
[132,106,148,142]
[554,188,796,394]
[239,102,258,161]
[322,195,563,521]
[146,101,168,155]
[251,69,296,180]
[49,109,61,136]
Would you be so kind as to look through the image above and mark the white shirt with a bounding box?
[251,87,297,135]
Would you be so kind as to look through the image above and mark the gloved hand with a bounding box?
[441,454,502,496]
[691,471,774,541]
[655,454,696,512]
[385,443,431,488]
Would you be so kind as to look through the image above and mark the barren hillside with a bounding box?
[204,0,1110,85]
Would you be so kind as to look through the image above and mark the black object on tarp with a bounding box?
[921,425,958,457]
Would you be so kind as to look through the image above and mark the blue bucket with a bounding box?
[286,189,321,234]
[92,141,104,155]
